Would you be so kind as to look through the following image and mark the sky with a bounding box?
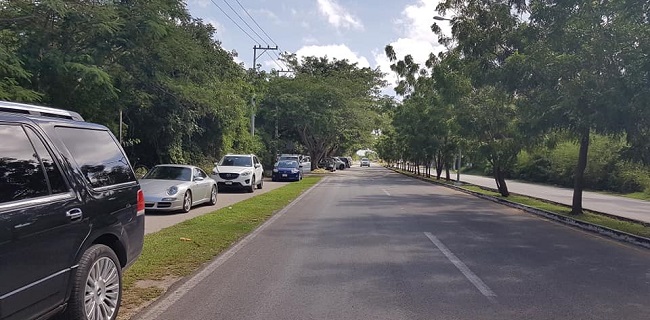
[186,0,453,94]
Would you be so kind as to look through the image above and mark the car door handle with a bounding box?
[66,208,83,221]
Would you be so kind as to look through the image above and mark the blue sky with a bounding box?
[186,0,452,91]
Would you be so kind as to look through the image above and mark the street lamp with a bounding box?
[433,16,452,21]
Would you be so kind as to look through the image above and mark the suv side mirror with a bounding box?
[194,176,205,182]
[214,162,219,166]
[255,163,261,168]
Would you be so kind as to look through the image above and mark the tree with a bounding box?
[508,0,644,213]
[458,86,523,196]
[258,56,385,169]
[1,0,254,168]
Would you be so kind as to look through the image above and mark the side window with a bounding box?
[253,157,259,165]
[24,127,68,194]
[194,168,206,179]
[55,127,135,189]
[0,124,49,203]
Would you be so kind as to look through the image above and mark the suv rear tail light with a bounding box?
[137,189,145,216]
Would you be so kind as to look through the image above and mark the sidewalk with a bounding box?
[460,174,650,224]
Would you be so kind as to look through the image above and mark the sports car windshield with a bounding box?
[143,166,192,181]
[277,160,299,168]
[219,156,252,167]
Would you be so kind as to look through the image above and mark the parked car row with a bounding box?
[0,101,306,320]
[318,156,353,171]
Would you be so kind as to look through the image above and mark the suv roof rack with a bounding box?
[0,101,85,121]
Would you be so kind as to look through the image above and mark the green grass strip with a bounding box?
[119,176,322,317]
[392,168,650,239]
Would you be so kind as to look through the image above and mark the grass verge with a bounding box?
[118,176,322,319]
[390,167,650,239]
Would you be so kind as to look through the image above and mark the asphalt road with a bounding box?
[140,165,650,320]
[144,180,287,234]
[460,174,650,224]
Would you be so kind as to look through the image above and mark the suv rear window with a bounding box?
[56,127,135,188]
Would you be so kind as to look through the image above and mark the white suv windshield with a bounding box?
[219,156,252,167]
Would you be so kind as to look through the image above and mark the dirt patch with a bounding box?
[134,275,181,289]
[117,275,181,320]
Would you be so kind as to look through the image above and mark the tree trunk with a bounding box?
[494,166,510,197]
[435,151,443,179]
[571,130,590,215]
[445,164,451,181]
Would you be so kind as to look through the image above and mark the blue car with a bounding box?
[272,160,303,181]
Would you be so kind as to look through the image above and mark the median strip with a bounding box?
[118,176,322,319]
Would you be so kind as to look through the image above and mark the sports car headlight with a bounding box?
[273,169,279,173]
[291,169,300,173]
[241,171,252,177]
[167,186,179,195]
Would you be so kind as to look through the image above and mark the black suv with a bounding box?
[0,101,145,320]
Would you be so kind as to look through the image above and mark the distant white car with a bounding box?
[212,154,264,192]
[140,165,217,213]
[360,158,370,167]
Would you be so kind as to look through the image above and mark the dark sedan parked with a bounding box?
[272,160,303,181]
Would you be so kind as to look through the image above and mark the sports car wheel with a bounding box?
[209,186,217,205]
[182,191,192,213]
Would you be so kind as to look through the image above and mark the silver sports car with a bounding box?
[140,164,217,213]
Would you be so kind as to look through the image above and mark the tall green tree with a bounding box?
[258,56,385,169]
[1,0,253,167]
[507,0,644,213]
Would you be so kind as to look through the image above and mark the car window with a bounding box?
[55,127,135,188]
[219,156,252,167]
[194,168,207,179]
[277,160,299,168]
[143,166,192,181]
[25,127,68,194]
[0,124,49,203]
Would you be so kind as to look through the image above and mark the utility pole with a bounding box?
[251,45,279,136]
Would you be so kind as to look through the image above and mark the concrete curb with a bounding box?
[387,167,650,250]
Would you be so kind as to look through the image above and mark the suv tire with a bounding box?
[248,176,255,193]
[257,178,263,189]
[65,244,122,320]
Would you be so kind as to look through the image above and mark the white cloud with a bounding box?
[296,44,370,68]
[373,0,453,91]
[190,0,210,8]
[206,19,225,35]
[251,8,282,24]
[302,36,318,45]
[316,0,364,30]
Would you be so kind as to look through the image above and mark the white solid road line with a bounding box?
[137,178,327,320]
[424,232,497,303]
[382,188,391,196]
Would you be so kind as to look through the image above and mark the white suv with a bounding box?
[212,154,264,192]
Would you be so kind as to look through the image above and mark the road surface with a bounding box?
[460,174,650,224]
[144,180,286,234]
[140,165,650,320]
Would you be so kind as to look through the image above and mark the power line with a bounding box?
[234,0,278,46]
[271,51,292,71]
[209,0,259,44]
[221,0,269,45]
[209,0,291,71]
[265,51,286,71]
